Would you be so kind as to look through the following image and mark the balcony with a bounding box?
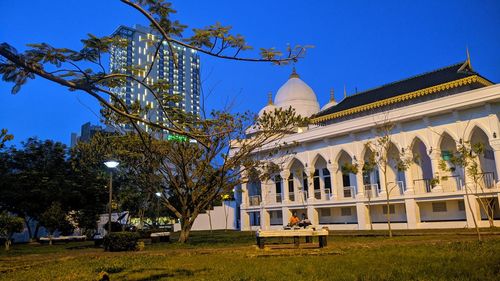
[313,189,332,201]
[249,195,261,206]
[364,183,380,198]
[342,186,356,199]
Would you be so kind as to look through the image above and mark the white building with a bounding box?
[240,58,500,231]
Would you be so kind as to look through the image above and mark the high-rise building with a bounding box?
[109,25,201,132]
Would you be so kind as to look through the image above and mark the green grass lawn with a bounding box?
[1,230,500,281]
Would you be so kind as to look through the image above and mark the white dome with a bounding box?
[321,89,338,111]
[258,104,277,116]
[321,100,338,111]
[275,70,319,117]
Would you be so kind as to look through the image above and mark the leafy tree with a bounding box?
[0,129,13,150]
[0,137,107,239]
[364,121,412,238]
[39,202,71,245]
[0,212,24,251]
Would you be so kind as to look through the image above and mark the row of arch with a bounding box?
[246,126,498,203]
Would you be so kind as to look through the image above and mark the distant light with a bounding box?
[104,160,120,168]
[155,192,162,197]
[189,139,197,144]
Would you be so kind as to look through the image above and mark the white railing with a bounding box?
[249,195,261,206]
[288,190,308,202]
[441,175,463,192]
[275,194,282,203]
[313,189,332,201]
[343,186,355,199]
[386,181,405,195]
[364,183,379,198]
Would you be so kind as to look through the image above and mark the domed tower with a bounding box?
[321,88,338,111]
[258,92,277,116]
[274,68,320,117]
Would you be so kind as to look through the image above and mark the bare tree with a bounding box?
[365,121,412,237]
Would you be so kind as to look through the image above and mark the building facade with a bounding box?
[109,25,201,132]
[240,59,500,231]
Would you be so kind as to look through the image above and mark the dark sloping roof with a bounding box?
[314,61,492,120]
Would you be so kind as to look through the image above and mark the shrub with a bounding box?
[103,232,140,252]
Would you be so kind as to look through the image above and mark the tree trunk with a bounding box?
[33,223,40,241]
[465,181,481,241]
[24,217,33,242]
[178,219,194,243]
[385,174,392,238]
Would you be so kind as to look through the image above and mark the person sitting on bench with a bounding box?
[298,214,311,228]
[288,212,300,227]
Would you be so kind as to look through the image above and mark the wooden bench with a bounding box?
[256,228,328,249]
[39,235,87,244]
[150,232,170,243]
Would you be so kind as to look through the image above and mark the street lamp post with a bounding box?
[104,160,119,235]
[155,192,161,227]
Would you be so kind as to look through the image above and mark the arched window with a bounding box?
[322,168,331,193]
[313,169,320,190]
[274,175,282,194]
[302,172,308,190]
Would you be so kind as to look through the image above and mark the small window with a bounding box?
[277,211,282,219]
[341,207,352,216]
[432,202,447,212]
[321,208,331,217]
[382,205,396,214]
[458,200,465,211]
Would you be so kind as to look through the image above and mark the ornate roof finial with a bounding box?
[459,46,474,72]
[267,92,273,105]
[343,85,347,98]
[329,88,335,102]
[466,46,472,68]
[290,66,299,79]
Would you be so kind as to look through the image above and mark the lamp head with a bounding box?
[104,160,119,168]
[155,192,162,197]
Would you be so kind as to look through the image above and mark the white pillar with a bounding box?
[356,172,365,198]
[356,202,368,230]
[403,150,415,194]
[404,198,420,229]
[491,147,500,183]
[260,208,270,230]
[464,194,480,228]
[307,167,315,202]
[429,150,443,192]
[281,170,290,204]
[328,164,338,199]
[282,206,291,227]
[240,210,250,231]
[241,182,248,207]
[307,205,318,225]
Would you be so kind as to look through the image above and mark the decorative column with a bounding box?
[282,206,291,227]
[404,198,420,229]
[356,171,365,199]
[403,149,415,195]
[328,164,338,199]
[429,149,443,192]
[307,205,318,225]
[307,167,315,202]
[281,170,290,204]
[240,209,250,231]
[489,141,500,183]
[240,182,248,207]
[464,194,481,228]
[355,202,368,230]
[260,208,270,230]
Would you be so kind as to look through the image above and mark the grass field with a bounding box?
[1,229,500,281]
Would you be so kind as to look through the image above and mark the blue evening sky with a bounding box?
[1,0,499,146]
